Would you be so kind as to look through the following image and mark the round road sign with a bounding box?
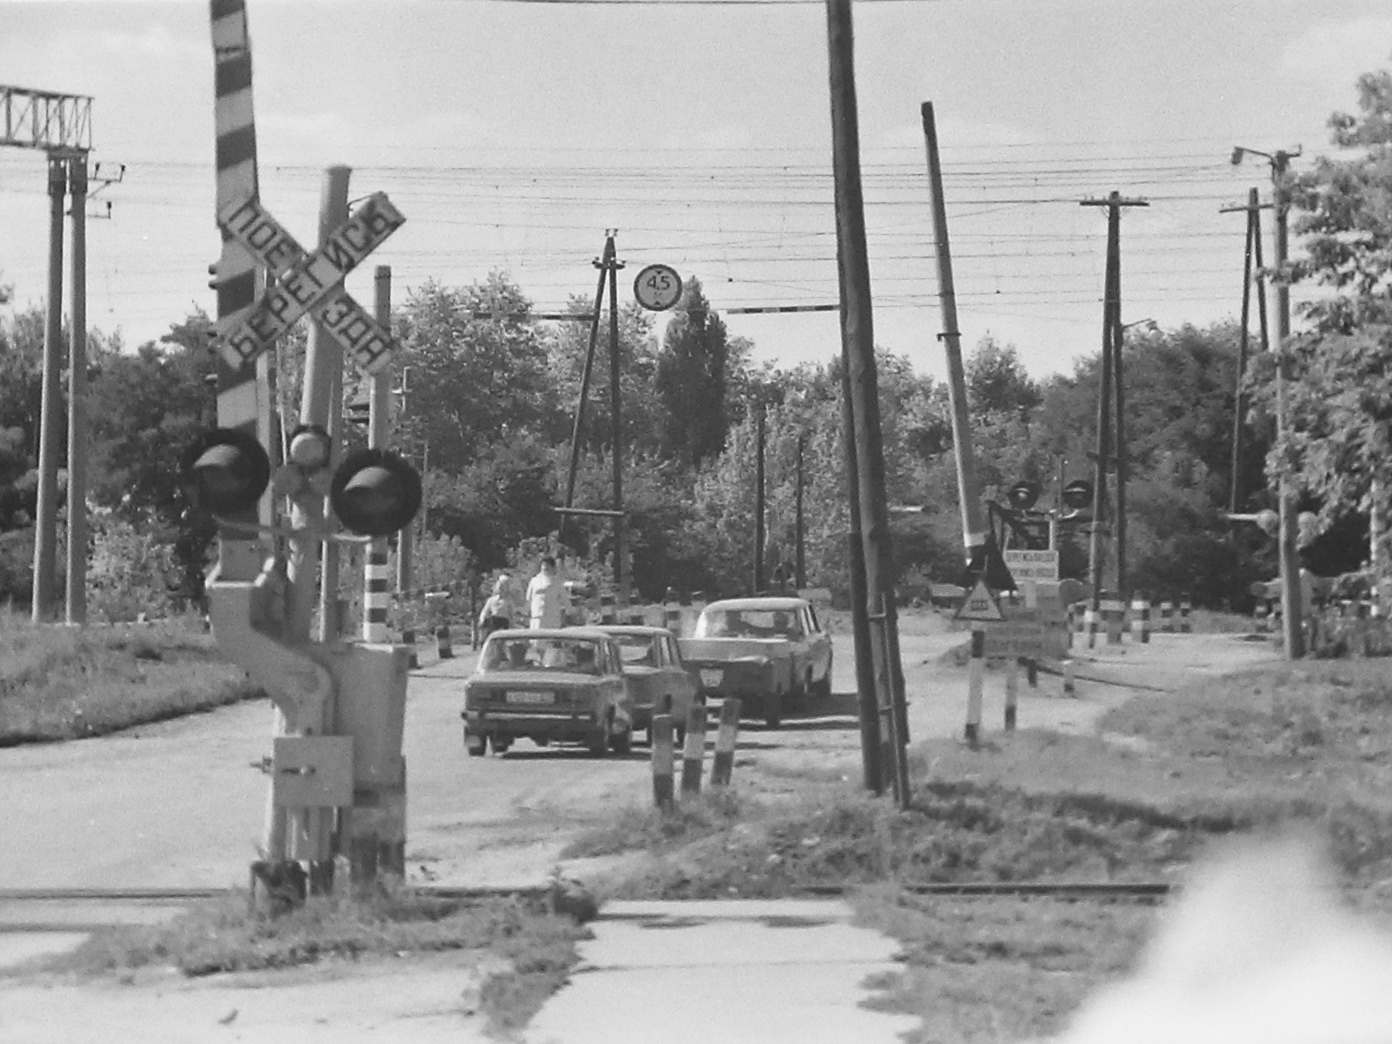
[633,264,683,311]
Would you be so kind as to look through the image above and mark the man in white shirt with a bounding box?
[526,556,570,629]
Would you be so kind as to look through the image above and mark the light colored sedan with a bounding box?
[461,628,634,756]
[679,596,833,727]
[594,625,701,745]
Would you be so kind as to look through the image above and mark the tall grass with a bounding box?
[0,613,264,744]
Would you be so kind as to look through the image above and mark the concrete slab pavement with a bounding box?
[526,900,919,1044]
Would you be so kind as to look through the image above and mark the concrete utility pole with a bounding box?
[921,102,989,576]
[1234,145,1303,658]
[1081,192,1148,633]
[826,0,909,807]
[795,432,806,590]
[395,365,413,603]
[65,155,88,624]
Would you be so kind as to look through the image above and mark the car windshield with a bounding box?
[695,608,802,639]
[480,637,603,675]
[613,634,658,666]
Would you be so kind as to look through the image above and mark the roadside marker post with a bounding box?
[1063,658,1076,696]
[1004,654,1018,731]
[710,699,742,786]
[651,713,676,809]
[1159,601,1175,632]
[955,579,1003,751]
[680,704,707,796]
[1179,597,1192,633]
[967,629,985,749]
[1132,595,1151,643]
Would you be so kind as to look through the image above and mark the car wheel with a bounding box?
[764,693,782,729]
[587,716,611,757]
[466,734,486,757]
[610,724,632,755]
[490,736,512,754]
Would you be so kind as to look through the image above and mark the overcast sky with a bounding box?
[2,0,1390,382]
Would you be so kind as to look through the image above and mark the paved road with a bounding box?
[0,616,1278,893]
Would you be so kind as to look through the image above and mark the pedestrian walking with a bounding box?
[526,556,570,630]
[478,574,517,638]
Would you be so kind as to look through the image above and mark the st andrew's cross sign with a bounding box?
[213,192,405,374]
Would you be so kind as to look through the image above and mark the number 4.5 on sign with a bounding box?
[634,264,682,311]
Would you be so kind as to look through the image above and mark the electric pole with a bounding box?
[827,0,909,806]
[66,155,89,624]
[1221,187,1271,515]
[753,404,766,595]
[1233,145,1303,658]
[921,102,990,578]
[561,235,614,544]
[32,156,67,621]
[1081,192,1147,637]
[606,233,627,606]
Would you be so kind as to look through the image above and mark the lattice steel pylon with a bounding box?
[1,85,92,154]
[3,85,94,624]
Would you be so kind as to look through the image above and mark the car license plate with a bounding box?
[699,669,722,688]
[506,691,554,705]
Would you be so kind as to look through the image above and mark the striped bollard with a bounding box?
[710,699,741,786]
[1179,598,1192,633]
[680,704,707,795]
[1062,658,1076,697]
[599,593,616,626]
[1025,657,1038,688]
[1103,597,1124,645]
[363,543,391,642]
[1085,605,1100,649]
[1254,600,1269,633]
[651,713,675,809]
[402,623,418,669]
[436,620,453,659]
[966,627,985,749]
[1159,601,1175,632]
[1004,656,1019,731]
[1134,596,1151,643]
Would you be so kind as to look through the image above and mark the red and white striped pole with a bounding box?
[362,265,393,643]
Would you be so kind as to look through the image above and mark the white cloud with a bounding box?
[1280,17,1392,84]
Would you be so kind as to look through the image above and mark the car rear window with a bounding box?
[480,637,604,674]
[614,635,659,666]
[695,609,804,638]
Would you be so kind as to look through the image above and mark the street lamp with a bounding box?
[1232,143,1305,658]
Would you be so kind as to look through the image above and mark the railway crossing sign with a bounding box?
[955,578,1004,622]
[213,192,405,374]
[633,264,682,311]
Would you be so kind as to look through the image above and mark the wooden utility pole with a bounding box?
[32,156,66,621]
[1223,190,1259,514]
[65,155,89,625]
[1081,192,1147,631]
[921,102,989,576]
[561,234,614,543]
[606,233,627,605]
[827,0,908,807]
[795,433,806,590]
[754,405,766,594]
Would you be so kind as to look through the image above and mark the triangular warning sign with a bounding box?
[955,578,1004,622]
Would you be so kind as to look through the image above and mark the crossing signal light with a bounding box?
[1007,480,1041,511]
[330,449,422,537]
[1255,508,1279,536]
[1061,479,1094,511]
[180,428,271,517]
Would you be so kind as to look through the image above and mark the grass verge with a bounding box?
[24,886,588,1037]
[0,615,264,744]
[563,654,1392,1042]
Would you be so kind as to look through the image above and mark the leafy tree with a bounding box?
[548,298,662,457]
[1258,56,1392,577]
[966,334,1041,416]
[656,278,733,467]
[395,274,562,473]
